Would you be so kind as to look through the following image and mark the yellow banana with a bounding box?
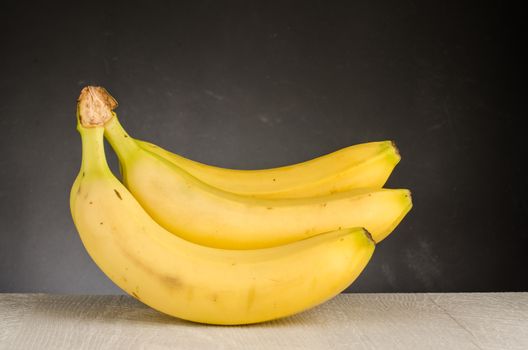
[136,136,400,199]
[70,121,375,325]
[89,87,412,248]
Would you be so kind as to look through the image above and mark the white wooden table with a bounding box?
[1,293,526,349]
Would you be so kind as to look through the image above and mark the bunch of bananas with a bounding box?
[70,86,412,325]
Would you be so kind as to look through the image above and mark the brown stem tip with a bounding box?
[77,86,118,127]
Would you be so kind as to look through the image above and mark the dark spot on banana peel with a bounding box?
[267,207,273,210]
[114,189,122,200]
[131,291,141,300]
[82,172,85,177]
[100,222,103,225]
[89,201,93,205]
[118,243,183,291]
[321,203,327,207]
[160,275,183,289]
[77,185,82,195]
[272,178,276,182]
[211,294,218,302]
[124,134,128,138]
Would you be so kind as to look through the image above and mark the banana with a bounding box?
[135,136,400,199]
[78,87,411,248]
[71,121,375,325]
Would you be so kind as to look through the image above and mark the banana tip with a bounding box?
[363,229,375,244]
[390,141,400,158]
[404,189,412,202]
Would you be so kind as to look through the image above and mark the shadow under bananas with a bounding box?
[27,293,436,329]
[25,294,330,328]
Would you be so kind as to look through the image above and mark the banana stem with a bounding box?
[79,127,110,175]
[104,116,141,161]
[76,85,140,162]
[76,86,122,175]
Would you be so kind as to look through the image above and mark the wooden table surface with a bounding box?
[1,293,526,349]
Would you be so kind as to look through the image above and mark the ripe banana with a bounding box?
[77,87,411,249]
[70,122,375,325]
[135,136,400,199]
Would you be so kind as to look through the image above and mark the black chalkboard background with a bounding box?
[0,1,525,293]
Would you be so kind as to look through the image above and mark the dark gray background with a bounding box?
[1,1,525,294]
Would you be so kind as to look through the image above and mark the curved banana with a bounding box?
[82,89,412,249]
[135,135,400,199]
[71,122,375,325]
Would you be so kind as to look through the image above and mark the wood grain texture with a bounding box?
[0,293,526,350]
